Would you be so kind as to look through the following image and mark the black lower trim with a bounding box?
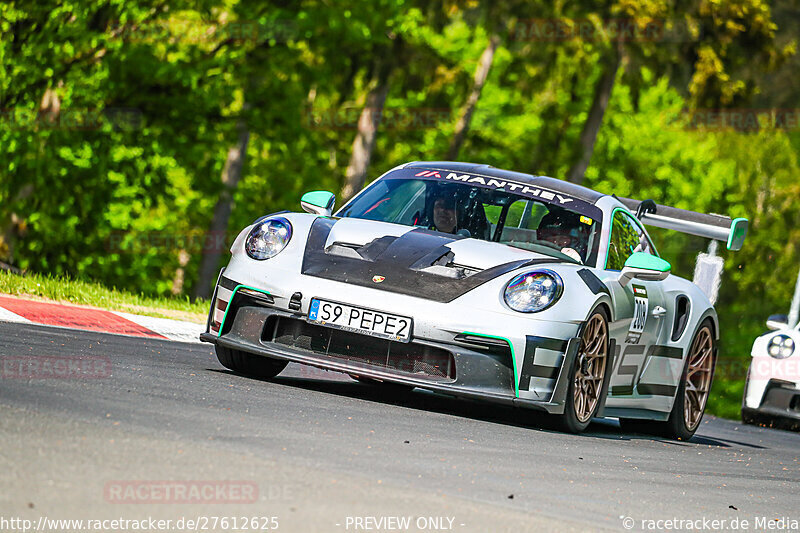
[203,322,578,415]
[219,275,239,291]
[759,380,800,415]
[519,335,569,392]
[637,383,677,396]
[647,345,683,359]
[529,365,559,380]
[265,315,456,381]
[602,407,670,422]
[527,336,568,352]
[224,304,516,394]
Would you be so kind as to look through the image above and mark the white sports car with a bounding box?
[200,162,748,439]
[742,314,800,429]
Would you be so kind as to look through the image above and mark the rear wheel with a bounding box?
[215,345,288,379]
[554,307,610,433]
[620,319,716,440]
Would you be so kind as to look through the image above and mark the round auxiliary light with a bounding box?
[504,270,563,313]
[245,217,292,260]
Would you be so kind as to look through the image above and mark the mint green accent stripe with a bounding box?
[218,284,273,337]
[462,331,518,398]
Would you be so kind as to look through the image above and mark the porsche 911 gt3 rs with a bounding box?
[200,161,748,438]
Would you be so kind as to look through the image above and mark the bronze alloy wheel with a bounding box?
[684,325,714,431]
[573,313,609,423]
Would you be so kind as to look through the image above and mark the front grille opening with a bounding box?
[262,316,456,381]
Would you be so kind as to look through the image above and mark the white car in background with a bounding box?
[742,314,800,429]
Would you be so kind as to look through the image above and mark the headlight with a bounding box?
[245,217,292,260]
[767,335,795,359]
[504,270,563,313]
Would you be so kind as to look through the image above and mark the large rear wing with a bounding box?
[617,197,748,251]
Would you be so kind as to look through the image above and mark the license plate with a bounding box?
[308,298,412,342]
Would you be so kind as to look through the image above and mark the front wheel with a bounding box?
[215,345,288,379]
[554,307,610,433]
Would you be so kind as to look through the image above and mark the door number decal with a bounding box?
[626,284,648,344]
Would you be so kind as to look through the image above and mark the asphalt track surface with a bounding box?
[1,322,798,532]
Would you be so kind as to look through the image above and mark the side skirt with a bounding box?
[602,407,670,422]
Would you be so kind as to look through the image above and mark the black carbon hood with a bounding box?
[301,218,561,303]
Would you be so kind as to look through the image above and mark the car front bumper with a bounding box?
[743,376,800,424]
[200,274,586,415]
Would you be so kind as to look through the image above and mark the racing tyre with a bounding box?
[621,319,716,440]
[215,345,288,379]
[555,307,610,433]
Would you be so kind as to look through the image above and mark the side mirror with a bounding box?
[618,252,671,287]
[766,314,789,331]
[301,191,335,216]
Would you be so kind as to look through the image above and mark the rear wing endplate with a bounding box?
[618,198,748,251]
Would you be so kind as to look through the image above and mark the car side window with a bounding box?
[606,210,654,270]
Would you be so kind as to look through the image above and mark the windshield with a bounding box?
[337,168,603,265]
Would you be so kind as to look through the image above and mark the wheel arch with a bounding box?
[593,299,613,322]
[696,308,719,341]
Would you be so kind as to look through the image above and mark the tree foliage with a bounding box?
[1,0,798,415]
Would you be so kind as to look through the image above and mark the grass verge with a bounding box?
[0,270,207,323]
